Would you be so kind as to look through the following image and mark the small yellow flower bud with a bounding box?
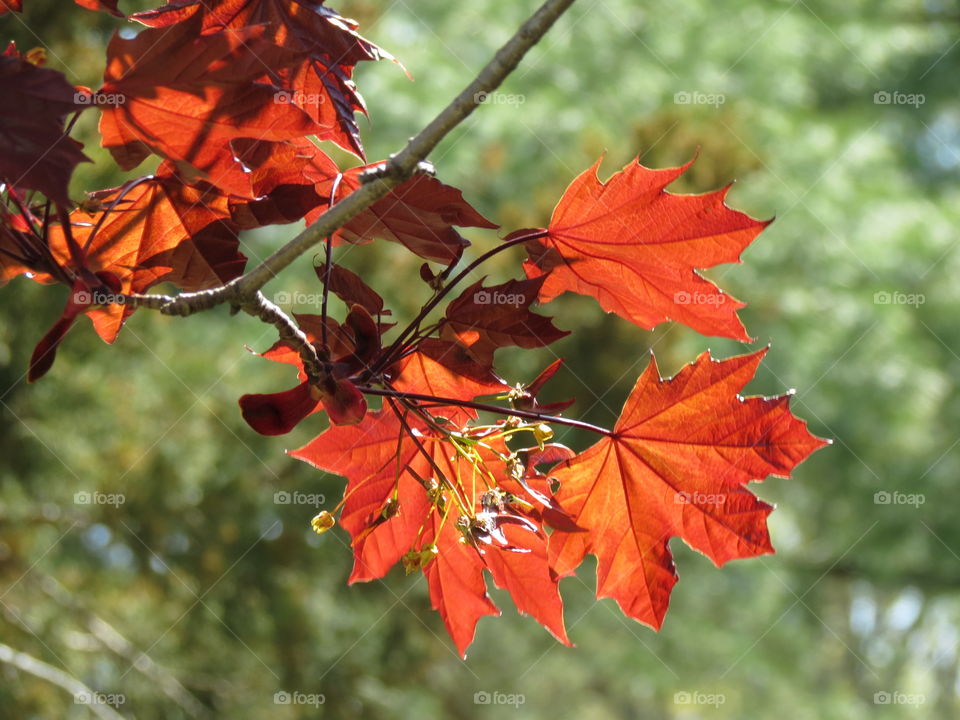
[533,423,554,448]
[310,511,335,535]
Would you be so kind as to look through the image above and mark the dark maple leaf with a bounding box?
[522,156,770,342]
[240,373,366,433]
[0,48,89,205]
[27,277,105,382]
[440,277,569,366]
[131,0,394,157]
[239,309,376,433]
[547,349,827,629]
[313,262,389,320]
[98,14,323,197]
[309,168,498,263]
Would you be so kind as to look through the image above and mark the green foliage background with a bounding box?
[2,0,959,717]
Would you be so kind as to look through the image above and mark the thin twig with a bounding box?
[319,174,343,355]
[0,642,128,720]
[365,228,549,378]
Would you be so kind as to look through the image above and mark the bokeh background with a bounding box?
[2,0,959,717]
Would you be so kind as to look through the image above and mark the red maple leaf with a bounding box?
[292,412,570,655]
[313,262,391,325]
[131,0,394,157]
[409,433,570,655]
[238,310,377,434]
[290,409,429,582]
[98,14,322,196]
[100,165,247,292]
[547,349,827,628]
[522,156,770,342]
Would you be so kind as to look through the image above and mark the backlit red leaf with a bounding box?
[290,409,429,582]
[523,156,770,342]
[547,348,827,628]
[98,15,322,196]
[132,0,394,156]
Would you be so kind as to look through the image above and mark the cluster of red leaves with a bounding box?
[235,153,826,654]
[0,1,827,656]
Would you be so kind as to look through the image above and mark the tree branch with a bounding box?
[128,0,577,318]
[241,291,323,384]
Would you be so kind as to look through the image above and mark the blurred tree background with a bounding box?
[2,0,959,717]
